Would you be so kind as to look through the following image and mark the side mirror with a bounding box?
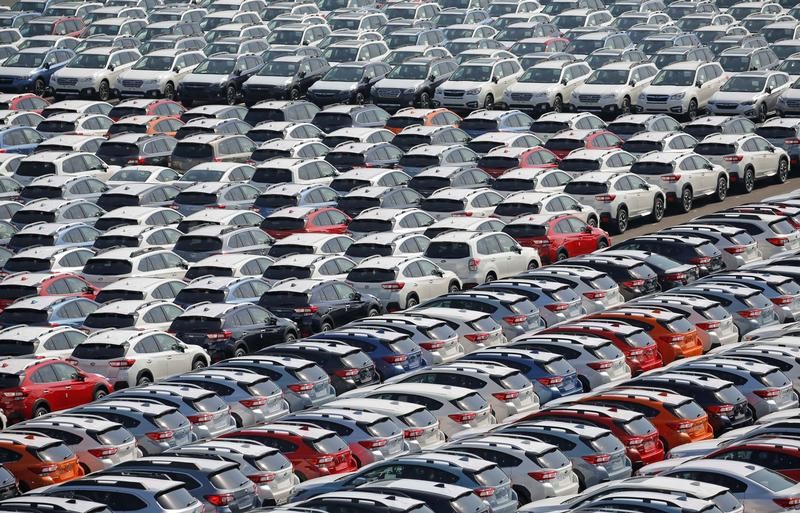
[561,78,567,85]
[639,183,649,190]
[360,76,369,83]
[491,75,498,83]
[513,245,522,253]
[173,66,180,72]
[43,62,50,70]
[172,343,186,352]
[108,64,115,71]
[582,226,593,234]
[267,317,278,325]
[428,74,436,82]
[629,80,636,86]
[695,80,702,87]
[72,372,85,381]
[82,286,94,293]
[298,70,306,78]
[234,69,242,76]
[432,269,444,277]
[350,292,362,301]
[302,40,310,45]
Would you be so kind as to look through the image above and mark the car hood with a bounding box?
[440,80,486,90]
[246,75,293,86]
[54,68,105,80]
[643,85,691,95]
[711,91,764,102]
[573,84,621,95]
[309,81,356,91]
[374,78,423,88]
[781,89,800,99]
[506,82,558,94]
[118,69,169,81]
[0,66,37,78]
[182,73,229,84]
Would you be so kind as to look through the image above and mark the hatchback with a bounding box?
[0,431,83,492]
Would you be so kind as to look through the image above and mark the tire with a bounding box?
[192,357,206,370]
[587,216,598,227]
[33,403,49,417]
[355,92,365,104]
[367,307,380,317]
[33,78,45,97]
[527,260,538,270]
[485,272,496,283]
[289,87,300,101]
[419,91,431,108]
[233,346,247,358]
[448,281,460,293]
[556,250,568,261]
[777,158,789,184]
[513,486,532,506]
[136,373,152,386]
[92,387,108,401]
[757,102,767,123]
[612,206,628,234]
[597,238,609,250]
[652,196,664,222]
[483,93,494,109]
[320,321,333,332]
[163,81,175,100]
[405,295,419,309]
[715,175,728,202]
[659,437,670,453]
[97,80,110,101]
[686,98,698,120]
[578,376,591,392]
[225,85,237,105]
[679,186,693,213]
[552,94,563,113]
[621,96,631,115]
[742,166,755,193]
[284,331,297,343]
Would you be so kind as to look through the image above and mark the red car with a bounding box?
[108,99,186,122]
[261,206,351,239]
[21,16,84,37]
[523,403,665,469]
[519,147,560,169]
[503,213,611,264]
[477,147,538,178]
[222,424,359,481]
[0,93,49,114]
[544,129,622,159]
[542,320,663,375]
[0,357,111,423]
[0,273,98,311]
[709,437,800,480]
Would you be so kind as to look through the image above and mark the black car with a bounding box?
[371,57,458,112]
[241,56,330,105]
[95,183,181,211]
[258,278,382,336]
[598,249,699,290]
[554,255,660,301]
[95,134,177,167]
[311,104,391,134]
[177,53,264,107]
[259,340,379,394]
[243,100,320,126]
[306,61,392,107]
[609,234,725,276]
[168,302,299,362]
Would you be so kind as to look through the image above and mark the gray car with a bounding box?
[522,265,626,314]
[698,271,800,323]
[0,497,112,513]
[172,225,273,262]
[670,283,781,336]
[172,182,260,216]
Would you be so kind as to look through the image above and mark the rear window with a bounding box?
[589,275,617,290]
[4,257,51,273]
[95,290,144,302]
[347,268,396,283]
[252,149,290,162]
[495,202,539,218]
[92,426,134,445]
[345,243,392,258]
[410,176,449,191]
[755,126,796,139]
[477,156,517,170]
[630,162,673,175]
[669,400,706,419]
[564,181,608,195]
[559,158,599,173]
[551,287,579,303]
[769,220,795,235]
[0,340,34,357]
[20,186,61,201]
[262,265,311,280]
[454,392,487,411]
[365,418,400,437]
[340,350,372,369]
[622,140,662,154]
[173,143,213,158]
[426,323,456,340]
[210,468,250,489]
[175,236,223,252]
[400,155,439,169]
[338,196,380,213]
[97,194,139,210]
[470,315,499,332]
[98,142,138,157]
[170,316,223,332]
[292,363,328,383]
[460,119,498,133]
[153,410,189,429]
[326,152,365,169]
[255,194,296,209]
[175,288,227,305]
[629,264,655,279]
[694,143,735,156]
[260,291,310,307]
[534,447,570,469]
[621,416,656,435]
[589,342,621,360]
[83,259,133,275]
[503,224,547,238]
[425,241,470,258]
[545,138,583,152]
[747,468,796,491]
[543,357,574,376]
[175,192,216,206]
[530,121,567,133]
[33,443,74,462]
[664,317,694,333]
[11,210,55,225]
[714,384,746,405]
[0,285,36,301]
[622,330,653,348]
[83,313,135,329]
[311,433,348,453]
[72,343,126,360]
[759,369,791,387]
[256,452,292,471]
[0,308,47,325]
[493,178,532,192]
[190,394,227,412]
[262,217,305,231]
[472,465,509,487]
[399,408,437,427]
[420,198,464,212]
[253,168,293,184]
[184,266,233,279]
[0,372,20,388]
[156,488,197,510]
[348,219,392,233]
[589,433,624,453]
[269,244,312,257]
[497,370,530,390]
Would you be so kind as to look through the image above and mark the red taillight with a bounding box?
[30,464,58,475]
[88,447,118,458]
[707,404,734,414]
[383,354,408,364]
[754,388,782,399]
[587,360,613,371]
[359,438,388,449]
[419,340,445,350]
[664,272,688,281]
[537,375,564,386]
[492,390,520,401]
[626,436,644,446]
[205,494,234,507]
[109,359,136,368]
[594,194,616,202]
[449,412,477,423]
[696,321,721,331]
[622,279,645,288]
[312,455,336,468]
[381,282,405,290]
[464,332,490,342]
[660,174,681,182]
[468,258,480,272]
[529,470,557,480]
[334,368,359,378]
[503,315,527,326]
[1,390,25,399]
[772,296,795,305]
[581,454,611,465]
[738,309,763,319]
[723,155,744,162]
[288,383,314,393]
[544,303,569,312]
[773,498,800,508]
[404,428,424,439]
[473,487,495,497]
[688,256,711,265]
[207,330,232,341]
[249,472,276,484]
[583,291,607,300]
[187,413,214,424]
[293,305,319,314]
[145,430,174,441]
[724,246,747,254]
[786,138,800,145]
[767,237,787,246]
[667,420,694,433]
[240,397,268,409]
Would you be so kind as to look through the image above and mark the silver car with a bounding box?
[51,47,142,101]
[523,264,626,314]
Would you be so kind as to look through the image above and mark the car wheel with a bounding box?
[485,272,496,283]
[284,331,297,343]
[233,346,247,357]
[367,307,380,317]
[419,91,431,108]
[97,80,110,101]
[556,250,568,261]
[448,281,460,293]
[320,321,333,332]
[527,260,538,270]
[621,96,631,114]
[613,206,628,234]
[405,295,419,309]
[715,175,728,202]
[33,404,49,417]
[191,357,206,370]
[686,98,698,120]
[136,373,152,386]
[33,78,45,97]
[597,238,609,250]
[679,186,693,213]
[742,166,755,193]
[757,102,767,123]
[552,94,563,113]
[652,196,664,222]
[483,94,494,109]
[93,388,108,401]
[777,158,789,184]
[225,85,237,105]
[289,87,300,101]
[587,216,598,227]
[163,82,175,100]
[355,92,365,104]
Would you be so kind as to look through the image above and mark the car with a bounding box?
[503,213,611,264]
[434,57,523,111]
[0,48,73,96]
[95,206,183,232]
[502,60,592,114]
[169,134,256,173]
[694,134,791,193]
[355,479,489,513]
[0,294,99,329]
[637,61,727,120]
[621,131,698,156]
[709,71,791,122]
[18,176,107,204]
[80,247,187,288]
[114,49,204,100]
[50,47,141,101]
[81,299,183,331]
[306,61,392,106]
[173,275,270,308]
[172,224,272,263]
[0,431,83,492]
[312,104,391,134]
[569,61,658,117]
[176,53,263,107]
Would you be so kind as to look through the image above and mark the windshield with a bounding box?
[193,59,234,75]
[67,53,109,69]
[258,61,298,77]
[268,29,303,45]
[651,69,696,86]
[721,75,765,92]
[450,65,492,82]
[2,52,43,67]
[519,67,561,84]
[585,69,629,85]
[324,47,358,62]
[322,66,363,82]
[132,55,174,71]
[387,63,429,80]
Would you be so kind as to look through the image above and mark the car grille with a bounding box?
[58,77,78,86]
[787,100,800,108]
[376,88,401,96]
[510,92,532,101]
[646,95,668,103]
[444,90,464,97]
[122,79,143,87]
[312,90,338,96]
[715,103,738,109]
[0,78,14,84]
[579,95,600,103]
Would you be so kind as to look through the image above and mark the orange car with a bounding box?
[577,388,715,451]
[385,107,461,134]
[0,432,83,491]
[587,307,703,364]
[106,115,185,137]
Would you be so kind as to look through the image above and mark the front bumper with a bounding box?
[243,85,290,103]
[638,98,688,114]
[179,83,227,102]
[307,90,354,106]
[434,91,484,110]
[0,78,34,93]
[709,103,757,118]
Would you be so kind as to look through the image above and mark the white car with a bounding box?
[36,113,113,138]
[569,61,658,117]
[637,61,727,119]
[492,191,599,225]
[347,208,435,240]
[420,187,504,220]
[82,300,185,332]
[558,149,636,176]
[262,253,356,284]
[621,131,698,156]
[12,151,111,186]
[630,151,729,212]
[563,171,666,234]
[51,47,142,101]
[114,49,205,100]
[503,60,592,113]
[81,247,188,288]
[530,112,607,142]
[492,168,573,195]
[694,133,790,192]
[434,57,523,110]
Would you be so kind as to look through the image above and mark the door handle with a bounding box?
[65,386,71,390]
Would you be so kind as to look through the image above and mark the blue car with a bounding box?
[0,125,44,154]
[252,183,339,217]
[0,47,74,95]
[0,295,100,328]
[460,348,584,404]
[307,328,429,379]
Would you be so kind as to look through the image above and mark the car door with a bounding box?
[317,284,350,327]
[623,174,649,216]
[53,361,96,406]
[133,335,169,379]
[334,282,370,322]
[29,363,71,410]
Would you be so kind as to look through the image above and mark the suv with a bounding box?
[694,134,790,192]
[347,208,434,239]
[242,55,330,105]
[372,57,458,111]
[51,47,141,101]
[80,247,187,288]
[312,104,391,134]
[173,225,272,262]
[176,53,263,107]
[435,57,523,111]
[708,71,791,122]
[569,61,658,117]
[637,61,727,119]
[503,60,592,113]
[170,134,256,172]
[96,133,176,167]
[114,49,205,100]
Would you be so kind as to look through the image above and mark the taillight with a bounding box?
[544,303,569,312]
[625,436,644,446]
[249,472,276,484]
[537,376,564,386]
[594,194,616,202]
[145,430,174,441]
[583,291,606,300]
[30,464,58,475]
[207,330,232,341]
[453,211,473,217]
[312,455,336,468]
[334,368,359,378]
[660,174,681,182]
[696,321,721,331]
[622,279,645,289]
[109,359,136,368]
[404,428,424,439]
[381,282,405,290]
[664,272,688,281]
[707,404,734,414]
[688,256,711,265]
[767,237,787,246]
[660,334,687,344]
[448,412,477,423]
[383,354,408,364]
[240,397,268,409]
[581,454,611,465]
[587,360,613,371]
[754,388,782,399]
[723,155,744,162]
[529,470,558,480]
[724,245,747,254]
[287,383,314,393]
[88,447,119,458]
[786,138,800,145]
[492,390,520,401]
[667,420,694,433]
[205,494,235,507]
[65,358,79,366]
[473,487,495,497]
[293,305,319,314]
[2,390,25,400]
[187,413,214,424]
[772,296,795,305]
[773,498,800,508]
[468,258,480,272]
[419,340,445,350]
[359,438,388,449]
[503,315,527,326]
[738,309,763,319]
[464,332,490,342]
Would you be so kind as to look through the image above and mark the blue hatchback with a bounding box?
[307,328,429,379]
[0,48,74,95]
[461,348,584,404]
[252,183,339,217]
[0,125,44,154]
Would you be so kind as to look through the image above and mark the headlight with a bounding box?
[141,79,158,85]
[403,88,415,94]
[600,94,616,99]
[669,92,685,100]
[741,100,755,105]
[466,88,481,95]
